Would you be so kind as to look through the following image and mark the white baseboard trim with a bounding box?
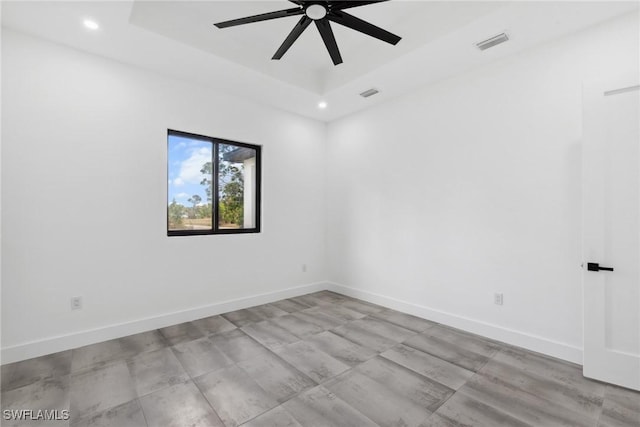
[326,282,583,365]
[1,281,329,364]
[3,280,583,366]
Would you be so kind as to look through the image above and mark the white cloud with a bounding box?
[173,147,211,187]
[175,192,189,199]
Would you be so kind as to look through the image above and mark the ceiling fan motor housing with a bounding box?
[305,4,328,20]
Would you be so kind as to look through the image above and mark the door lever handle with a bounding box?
[587,262,614,272]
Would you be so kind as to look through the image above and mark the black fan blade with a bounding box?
[273,16,312,60]
[315,18,343,65]
[214,7,303,29]
[328,10,400,45]
[288,0,303,4]
[329,1,389,11]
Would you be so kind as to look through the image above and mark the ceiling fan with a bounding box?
[214,1,401,66]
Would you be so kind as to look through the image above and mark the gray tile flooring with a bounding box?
[1,291,639,427]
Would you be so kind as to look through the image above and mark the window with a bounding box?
[167,130,261,235]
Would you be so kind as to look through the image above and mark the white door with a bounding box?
[582,75,640,391]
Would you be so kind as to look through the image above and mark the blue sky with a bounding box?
[168,134,211,206]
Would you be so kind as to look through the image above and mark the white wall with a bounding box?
[1,30,327,362]
[325,12,639,363]
[3,11,638,366]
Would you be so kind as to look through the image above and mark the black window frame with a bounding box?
[167,129,262,236]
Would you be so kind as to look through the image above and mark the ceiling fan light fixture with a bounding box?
[305,4,327,20]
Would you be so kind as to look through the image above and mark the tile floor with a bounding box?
[1,291,639,427]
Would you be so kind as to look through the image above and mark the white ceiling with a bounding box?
[128,1,504,93]
[2,1,638,122]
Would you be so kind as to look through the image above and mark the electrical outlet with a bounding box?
[302,264,307,273]
[494,293,503,306]
[71,296,82,310]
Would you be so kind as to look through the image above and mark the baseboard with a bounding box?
[1,281,329,364]
[2,280,583,366]
[326,282,583,365]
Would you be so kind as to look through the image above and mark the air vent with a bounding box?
[604,85,640,96]
[476,33,509,51]
[360,88,380,98]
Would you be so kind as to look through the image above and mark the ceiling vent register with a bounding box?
[476,33,509,51]
[360,88,380,98]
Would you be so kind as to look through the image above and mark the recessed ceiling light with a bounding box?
[318,101,328,109]
[83,19,100,30]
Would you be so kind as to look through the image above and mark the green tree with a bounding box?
[218,145,244,226]
[168,198,184,229]
[196,203,212,219]
[200,162,213,203]
[187,194,201,218]
[200,145,245,227]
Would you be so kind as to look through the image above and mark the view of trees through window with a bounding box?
[218,144,245,228]
[167,131,260,235]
